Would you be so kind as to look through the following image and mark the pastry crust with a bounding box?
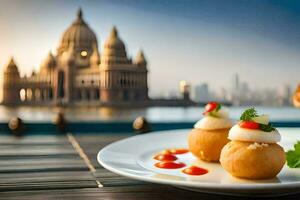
[188,128,230,162]
[220,141,286,179]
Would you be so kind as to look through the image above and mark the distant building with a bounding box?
[179,80,191,100]
[2,9,148,106]
[194,83,210,103]
[231,73,240,106]
[232,73,240,93]
[278,84,292,106]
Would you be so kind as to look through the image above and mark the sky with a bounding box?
[0,0,300,98]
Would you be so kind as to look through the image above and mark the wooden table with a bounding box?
[0,133,299,200]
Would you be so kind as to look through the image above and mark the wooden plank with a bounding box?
[0,171,95,183]
[0,164,87,173]
[0,134,99,192]
[73,134,146,186]
[94,168,121,178]
[0,154,80,160]
[72,134,129,142]
[0,157,83,166]
[0,180,98,192]
[1,186,300,200]
[0,135,69,144]
[0,144,72,150]
[0,147,75,156]
[0,135,75,160]
[74,134,127,168]
[0,186,207,199]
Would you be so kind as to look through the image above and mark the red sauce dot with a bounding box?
[182,166,209,176]
[154,154,177,161]
[155,161,186,169]
[167,148,189,155]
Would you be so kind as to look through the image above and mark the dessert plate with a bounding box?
[98,128,300,197]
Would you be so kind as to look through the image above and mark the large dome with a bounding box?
[57,9,98,55]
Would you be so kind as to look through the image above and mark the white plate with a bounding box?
[98,128,300,197]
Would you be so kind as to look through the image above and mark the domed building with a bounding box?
[2,9,149,106]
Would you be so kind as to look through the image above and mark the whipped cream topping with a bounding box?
[228,124,281,143]
[194,115,232,130]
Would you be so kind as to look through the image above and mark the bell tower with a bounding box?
[2,57,21,104]
[55,44,76,104]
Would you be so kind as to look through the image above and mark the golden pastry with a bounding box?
[188,102,232,162]
[220,108,285,179]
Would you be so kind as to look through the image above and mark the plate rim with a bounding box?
[97,129,300,191]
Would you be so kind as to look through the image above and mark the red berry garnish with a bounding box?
[203,102,220,115]
[239,121,260,130]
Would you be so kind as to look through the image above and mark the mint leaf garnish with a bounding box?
[286,141,300,168]
[240,108,258,121]
[216,104,221,111]
[259,123,275,132]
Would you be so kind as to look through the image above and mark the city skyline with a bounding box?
[1,0,300,99]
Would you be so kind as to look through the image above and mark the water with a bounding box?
[0,105,299,122]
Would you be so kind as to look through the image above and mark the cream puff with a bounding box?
[220,108,286,179]
[188,102,232,162]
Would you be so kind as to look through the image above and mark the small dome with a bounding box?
[5,57,19,73]
[104,26,125,50]
[57,8,98,55]
[102,26,129,64]
[135,50,147,65]
[41,52,56,68]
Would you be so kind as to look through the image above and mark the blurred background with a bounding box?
[0,0,300,124]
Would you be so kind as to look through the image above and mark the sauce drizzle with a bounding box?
[154,154,177,161]
[182,166,208,176]
[155,161,186,169]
